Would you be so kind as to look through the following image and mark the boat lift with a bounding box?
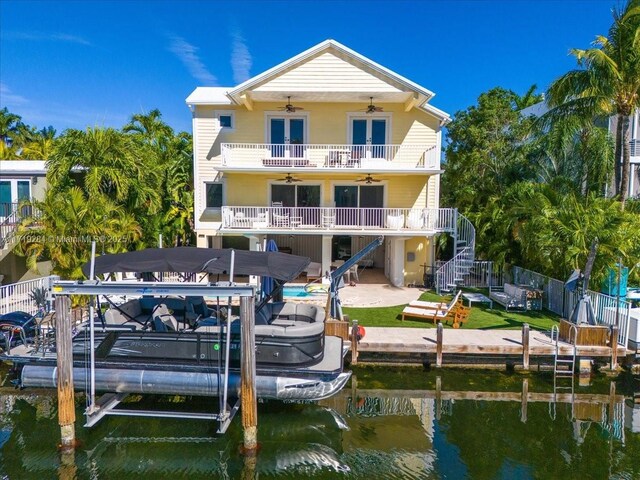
[327,236,384,321]
[48,278,256,433]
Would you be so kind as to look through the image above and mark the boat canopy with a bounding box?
[82,247,310,283]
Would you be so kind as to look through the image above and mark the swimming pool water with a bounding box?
[283,286,323,297]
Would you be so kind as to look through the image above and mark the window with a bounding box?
[215,111,235,131]
[271,184,320,207]
[206,182,223,208]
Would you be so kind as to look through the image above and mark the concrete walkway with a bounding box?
[338,284,423,307]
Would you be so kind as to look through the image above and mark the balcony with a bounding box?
[220,206,456,235]
[631,139,640,158]
[219,143,440,172]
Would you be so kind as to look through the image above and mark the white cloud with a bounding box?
[3,31,92,46]
[0,83,29,108]
[168,35,217,85]
[231,30,252,84]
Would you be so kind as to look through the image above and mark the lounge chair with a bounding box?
[408,290,462,313]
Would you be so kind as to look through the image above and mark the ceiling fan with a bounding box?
[355,174,381,184]
[279,96,304,113]
[277,174,302,183]
[364,97,383,114]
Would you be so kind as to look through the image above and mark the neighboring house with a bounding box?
[0,160,49,284]
[522,103,640,199]
[187,40,474,288]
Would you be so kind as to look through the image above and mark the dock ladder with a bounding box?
[549,324,577,420]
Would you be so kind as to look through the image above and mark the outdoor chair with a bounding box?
[408,290,462,314]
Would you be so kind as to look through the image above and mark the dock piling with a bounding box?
[436,322,443,367]
[240,295,258,453]
[610,326,619,370]
[351,320,359,365]
[55,295,76,450]
[520,378,528,423]
[522,323,530,370]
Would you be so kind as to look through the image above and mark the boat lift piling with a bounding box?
[55,295,76,450]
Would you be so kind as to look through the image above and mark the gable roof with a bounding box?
[185,39,450,123]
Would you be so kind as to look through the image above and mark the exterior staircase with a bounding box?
[435,210,476,294]
[0,209,21,262]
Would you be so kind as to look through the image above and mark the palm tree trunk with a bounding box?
[619,113,631,207]
[614,114,624,197]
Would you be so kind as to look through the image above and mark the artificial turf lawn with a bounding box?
[341,289,560,330]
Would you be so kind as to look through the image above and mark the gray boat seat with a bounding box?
[152,304,179,332]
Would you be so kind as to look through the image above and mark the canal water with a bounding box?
[0,365,639,479]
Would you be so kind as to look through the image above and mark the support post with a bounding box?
[351,319,359,365]
[435,376,442,420]
[436,322,443,367]
[609,381,616,422]
[240,295,258,453]
[55,295,76,450]
[522,323,530,371]
[610,326,619,370]
[520,378,528,423]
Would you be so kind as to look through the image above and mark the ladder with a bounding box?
[549,324,577,421]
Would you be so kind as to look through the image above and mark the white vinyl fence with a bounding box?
[513,266,631,348]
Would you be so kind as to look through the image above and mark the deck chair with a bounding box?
[152,304,179,332]
[408,290,462,313]
[450,305,471,329]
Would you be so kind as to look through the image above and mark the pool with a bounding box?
[283,285,326,298]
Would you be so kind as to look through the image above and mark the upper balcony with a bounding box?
[219,206,456,236]
[631,139,639,158]
[219,143,440,173]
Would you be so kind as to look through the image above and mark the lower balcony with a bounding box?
[220,206,456,235]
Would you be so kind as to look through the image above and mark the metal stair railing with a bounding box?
[0,208,20,250]
[435,210,476,294]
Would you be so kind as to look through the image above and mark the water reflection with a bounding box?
[0,373,639,479]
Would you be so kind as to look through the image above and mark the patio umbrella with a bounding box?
[261,240,279,300]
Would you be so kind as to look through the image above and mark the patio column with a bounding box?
[246,234,265,285]
[388,237,410,287]
[321,235,332,284]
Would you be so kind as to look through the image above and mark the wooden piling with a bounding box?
[435,376,442,420]
[520,378,528,423]
[610,326,619,370]
[436,322,443,367]
[351,320,359,365]
[609,381,616,421]
[522,323,530,370]
[240,296,258,453]
[55,295,75,450]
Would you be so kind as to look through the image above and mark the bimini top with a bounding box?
[82,247,310,283]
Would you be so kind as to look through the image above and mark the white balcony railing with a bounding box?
[220,143,440,170]
[221,206,456,233]
[630,139,640,157]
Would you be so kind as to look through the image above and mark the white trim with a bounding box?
[346,112,392,145]
[329,180,388,208]
[264,111,310,144]
[0,178,32,203]
[268,181,324,207]
[214,110,236,132]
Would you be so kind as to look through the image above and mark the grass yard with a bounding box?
[342,289,560,331]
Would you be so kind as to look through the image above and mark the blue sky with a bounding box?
[1,0,615,133]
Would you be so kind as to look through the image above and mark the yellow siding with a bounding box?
[202,102,438,146]
[254,52,402,93]
[404,236,432,285]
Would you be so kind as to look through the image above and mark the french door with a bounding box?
[269,117,306,158]
[351,117,388,159]
[0,179,30,220]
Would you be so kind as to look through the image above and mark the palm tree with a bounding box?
[513,84,544,111]
[15,187,141,279]
[0,108,23,148]
[546,0,640,205]
[21,126,57,160]
[47,127,161,213]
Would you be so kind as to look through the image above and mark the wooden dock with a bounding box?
[354,326,630,367]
